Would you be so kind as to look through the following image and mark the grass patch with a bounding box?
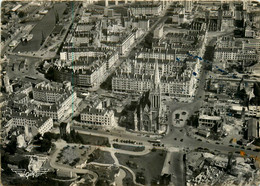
[113,144,145,152]
[116,150,167,185]
[88,149,114,164]
[79,134,111,147]
[121,167,137,186]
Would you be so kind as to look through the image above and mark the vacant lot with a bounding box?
[113,144,145,152]
[116,150,167,185]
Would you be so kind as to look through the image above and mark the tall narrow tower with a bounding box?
[150,59,161,109]
[149,59,162,132]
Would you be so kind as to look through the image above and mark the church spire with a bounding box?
[154,59,160,85]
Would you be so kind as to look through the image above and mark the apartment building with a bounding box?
[13,93,29,105]
[35,91,77,122]
[53,62,107,88]
[60,46,118,67]
[33,83,65,103]
[137,48,183,61]
[242,39,260,51]
[11,113,53,135]
[130,2,162,16]
[132,18,150,31]
[60,47,115,61]
[81,107,115,126]
[154,24,164,39]
[118,32,135,55]
[112,57,197,97]
[214,48,258,61]
[112,72,192,97]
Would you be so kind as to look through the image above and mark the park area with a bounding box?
[56,145,93,167]
[87,148,114,164]
[116,150,167,185]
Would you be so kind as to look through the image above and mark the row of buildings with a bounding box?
[214,35,259,63]
[112,58,197,98]
[129,2,163,16]
[56,47,119,88]
[1,80,78,140]
[55,7,153,89]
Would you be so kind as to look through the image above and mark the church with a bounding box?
[133,60,166,133]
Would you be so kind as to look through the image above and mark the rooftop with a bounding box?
[199,115,221,120]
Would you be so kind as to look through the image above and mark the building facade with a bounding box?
[81,107,115,126]
[35,88,77,122]
[198,115,222,132]
[11,113,53,135]
[112,58,196,97]
[130,3,162,16]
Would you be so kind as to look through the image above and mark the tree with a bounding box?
[18,159,29,169]
[34,133,41,140]
[187,115,199,128]
[43,132,59,141]
[143,32,153,49]
[5,136,17,155]
[18,11,26,18]
[39,139,52,152]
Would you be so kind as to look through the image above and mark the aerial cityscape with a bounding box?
[1,0,260,185]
